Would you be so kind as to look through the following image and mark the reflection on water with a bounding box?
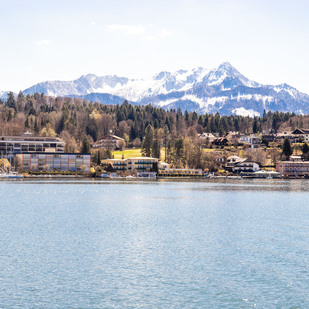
[0,178,309,308]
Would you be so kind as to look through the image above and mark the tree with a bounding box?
[302,142,309,160]
[132,137,141,148]
[97,150,101,165]
[152,129,161,159]
[252,117,258,133]
[81,135,91,153]
[141,124,154,157]
[40,123,56,137]
[302,142,309,155]
[282,138,293,159]
[6,92,17,113]
[163,125,169,162]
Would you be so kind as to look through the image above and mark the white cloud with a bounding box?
[35,40,51,46]
[91,21,96,25]
[108,24,145,35]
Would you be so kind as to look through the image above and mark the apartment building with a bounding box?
[276,160,309,177]
[0,132,64,156]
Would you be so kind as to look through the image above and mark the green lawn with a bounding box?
[112,148,142,159]
[113,148,166,161]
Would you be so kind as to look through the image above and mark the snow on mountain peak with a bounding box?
[20,62,309,115]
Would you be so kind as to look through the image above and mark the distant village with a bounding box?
[1,128,309,179]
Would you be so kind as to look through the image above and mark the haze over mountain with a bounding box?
[2,62,309,116]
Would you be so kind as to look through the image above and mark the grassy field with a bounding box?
[112,148,142,159]
[113,148,166,161]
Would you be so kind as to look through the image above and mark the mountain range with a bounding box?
[2,62,309,116]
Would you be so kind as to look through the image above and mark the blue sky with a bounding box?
[1,0,309,93]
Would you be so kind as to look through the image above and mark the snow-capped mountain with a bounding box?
[22,62,309,116]
[0,91,9,101]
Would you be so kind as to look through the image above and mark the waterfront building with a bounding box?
[158,168,203,177]
[225,155,246,171]
[0,132,64,156]
[101,157,159,173]
[92,134,125,150]
[276,160,309,177]
[233,160,260,173]
[16,152,91,172]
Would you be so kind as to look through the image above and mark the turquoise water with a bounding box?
[0,179,309,308]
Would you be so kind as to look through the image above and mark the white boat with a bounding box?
[0,171,23,179]
[137,172,157,178]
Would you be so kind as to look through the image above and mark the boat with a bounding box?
[0,171,23,179]
[137,171,157,178]
[100,172,110,178]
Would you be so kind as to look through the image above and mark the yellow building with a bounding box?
[101,157,159,173]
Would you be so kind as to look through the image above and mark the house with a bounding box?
[233,160,260,173]
[261,133,276,143]
[198,132,215,143]
[16,152,91,172]
[275,132,297,143]
[92,134,125,150]
[159,162,171,170]
[239,134,262,148]
[291,129,309,142]
[225,131,241,143]
[212,137,228,146]
[225,155,246,171]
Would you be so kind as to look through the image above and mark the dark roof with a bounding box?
[292,129,309,134]
[96,134,124,141]
[18,152,90,155]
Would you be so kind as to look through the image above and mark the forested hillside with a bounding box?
[1,91,309,168]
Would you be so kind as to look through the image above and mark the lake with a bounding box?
[0,178,308,308]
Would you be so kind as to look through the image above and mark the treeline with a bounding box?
[1,91,309,167]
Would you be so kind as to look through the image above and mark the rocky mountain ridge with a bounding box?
[2,62,309,116]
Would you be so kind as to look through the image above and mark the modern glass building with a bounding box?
[16,153,91,172]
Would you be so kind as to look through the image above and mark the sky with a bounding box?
[1,0,309,93]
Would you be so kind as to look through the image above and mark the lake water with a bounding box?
[0,178,308,308]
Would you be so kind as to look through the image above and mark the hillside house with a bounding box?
[92,134,125,150]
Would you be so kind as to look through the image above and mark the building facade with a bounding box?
[225,155,246,171]
[158,168,203,177]
[276,161,309,177]
[233,160,260,173]
[16,153,91,172]
[291,129,309,142]
[92,134,125,150]
[239,135,262,148]
[0,133,64,156]
[101,157,159,173]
